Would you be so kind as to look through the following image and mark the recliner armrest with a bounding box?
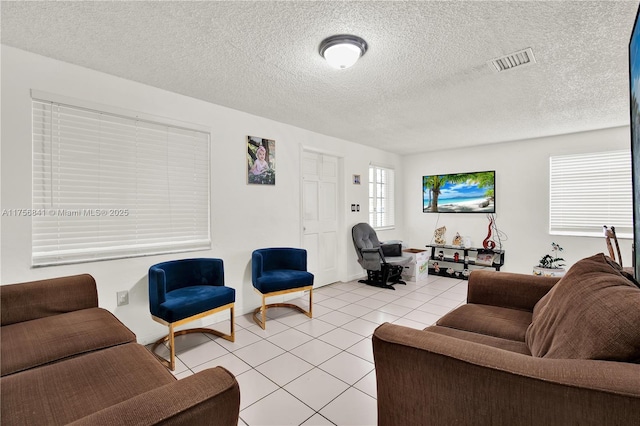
[381,243,402,257]
[68,367,240,426]
[360,248,383,270]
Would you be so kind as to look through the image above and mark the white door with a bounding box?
[302,151,339,287]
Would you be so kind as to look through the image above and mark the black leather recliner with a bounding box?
[352,222,411,290]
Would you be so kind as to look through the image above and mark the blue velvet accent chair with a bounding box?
[149,258,235,370]
[251,248,314,329]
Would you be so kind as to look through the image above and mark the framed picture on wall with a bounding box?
[247,136,275,185]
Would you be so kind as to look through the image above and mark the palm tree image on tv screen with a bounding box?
[423,171,495,213]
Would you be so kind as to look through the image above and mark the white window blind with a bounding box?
[32,94,211,266]
[549,150,632,238]
[369,164,395,230]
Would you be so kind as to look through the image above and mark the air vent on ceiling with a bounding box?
[489,48,536,72]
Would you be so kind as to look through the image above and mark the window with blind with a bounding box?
[369,164,395,230]
[549,150,632,238]
[31,91,211,266]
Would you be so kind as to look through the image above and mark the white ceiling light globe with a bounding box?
[319,35,368,70]
[323,43,363,69]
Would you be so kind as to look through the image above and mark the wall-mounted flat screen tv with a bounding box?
[423,170,495,213]
[629,4,640,278]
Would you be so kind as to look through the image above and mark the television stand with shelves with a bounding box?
[425,244,505,280]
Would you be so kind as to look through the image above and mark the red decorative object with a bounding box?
[483,217,497,249]
[453,252,460,261]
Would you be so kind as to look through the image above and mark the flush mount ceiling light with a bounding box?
[319,34,368,70]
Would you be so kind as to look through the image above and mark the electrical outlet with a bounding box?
[117,290,129,306]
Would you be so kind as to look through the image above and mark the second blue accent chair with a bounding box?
[251,248,314,329]
[149,258,235,370]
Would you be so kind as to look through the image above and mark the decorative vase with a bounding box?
[532,266,566,277]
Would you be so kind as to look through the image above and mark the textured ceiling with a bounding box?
[2,1,638,154]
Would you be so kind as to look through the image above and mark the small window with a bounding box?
[369,164,395,230]
[549,150,632,238]
[31,92,211,266]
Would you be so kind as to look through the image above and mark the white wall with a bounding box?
[0,46,404,343]
[2,46,633,344]
[402,126,633,273]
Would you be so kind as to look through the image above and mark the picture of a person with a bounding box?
[250,145,269,175]
[247,135,275,185]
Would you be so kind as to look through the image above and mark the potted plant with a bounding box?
[533,242,566,277]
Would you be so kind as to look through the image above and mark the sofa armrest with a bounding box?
[68,367,240,426]
[1,274,98,326]
[373,323,640,426]
[467,270,559,311]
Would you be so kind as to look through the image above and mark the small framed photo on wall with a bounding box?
[247,136,275,185]
[353,174,361,185]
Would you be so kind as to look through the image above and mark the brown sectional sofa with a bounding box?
[1,274,240,425]
[373,253,640,426]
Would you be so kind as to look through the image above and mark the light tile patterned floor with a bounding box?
[151,275,466,426]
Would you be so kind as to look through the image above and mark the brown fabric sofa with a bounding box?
[1,274,240,426]
[373,254,640,426]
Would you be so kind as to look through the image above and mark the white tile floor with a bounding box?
[152,275,466,426]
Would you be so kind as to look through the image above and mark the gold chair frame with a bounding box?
[151,302,235,370]
[252,286,313,330]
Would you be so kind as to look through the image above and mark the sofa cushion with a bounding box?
[1,307,136,376]
[425,325,532,355]
[0,343,174,426]
[436,304,532,342]
[526,253,640,360]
